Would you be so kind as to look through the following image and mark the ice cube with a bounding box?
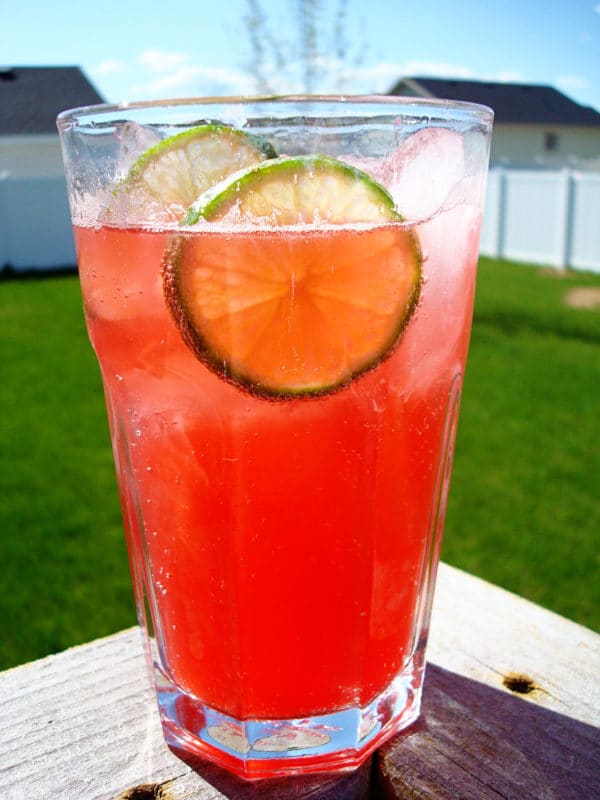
[377,127,466,222]
[116,121,163,177]
[339,154,382,178]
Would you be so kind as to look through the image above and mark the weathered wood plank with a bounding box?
[376,663,599,799]
[0,628,193,800]
[1,564,598,800]
[377,565,600,799]
[0,625,370,800]
[427,564,600,727]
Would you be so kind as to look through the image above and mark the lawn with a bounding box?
[1,257,599,671]
[443,259,600,627]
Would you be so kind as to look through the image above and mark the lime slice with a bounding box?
[164,155,422,398]
[119,124,277,221]
[183,154,401,226]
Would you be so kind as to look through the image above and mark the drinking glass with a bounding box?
[57,96,493,780]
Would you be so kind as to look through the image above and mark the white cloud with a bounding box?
[396,61,477,81]
[96,60,126,75]
[93,49,258,100]
[130,63,255,99]
[555,75,591,91]
[348,61,409,92]
[331,61,479,94]
[98,51,594,107]
[358,61,535,94]
[354,62,533,94]
[138,50,190,74]
[493,71,526,84]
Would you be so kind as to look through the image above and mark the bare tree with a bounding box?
[243,0,367,94]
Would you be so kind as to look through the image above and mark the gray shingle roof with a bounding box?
[0,66,104,135]
[389,77,600,127]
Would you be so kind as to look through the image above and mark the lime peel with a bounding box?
[115,123,277,221]
[182,155,402,227]
[163,154,422,400]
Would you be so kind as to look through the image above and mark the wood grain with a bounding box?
[375,664,599,799]
[1,564,598,800]
[378,565,600,799]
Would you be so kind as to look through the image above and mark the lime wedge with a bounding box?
[164,155,422,398]
[119,124,277,221]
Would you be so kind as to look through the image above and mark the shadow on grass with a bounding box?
[473,306,600,344]
[0,263,77,281]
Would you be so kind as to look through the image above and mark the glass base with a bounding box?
[153,657,424,780]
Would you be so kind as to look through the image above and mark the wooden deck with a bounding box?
[1,562,598,799]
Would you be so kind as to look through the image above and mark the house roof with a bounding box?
[389,77,600,127]
[0,66,104,135]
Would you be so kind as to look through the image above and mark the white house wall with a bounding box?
[491,125,600,168]
[0,135,75,269]
[0,135,64,177]
[0,174,75,269]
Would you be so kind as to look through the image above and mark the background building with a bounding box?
[2,70,599,272]
[0,66,103,272]
[390,76,600,170]
[390,77,600,271]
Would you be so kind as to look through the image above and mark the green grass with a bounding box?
[0,258,599,670]
[443,259,600,628]
[0,274,134,669]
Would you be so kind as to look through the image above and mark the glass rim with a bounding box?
[56,93,494,129]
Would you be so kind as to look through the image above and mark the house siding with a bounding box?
[389,77,600,170]
[0,134,64,177]
[0,173,74,270]
[0,135,74,270]
[491,125,600,168]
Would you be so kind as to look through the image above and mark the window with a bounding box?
[544,132,559,152]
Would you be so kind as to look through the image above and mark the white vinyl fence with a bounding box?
[0,174,75,272]
[1,168,599,274]
[480,167,600,273]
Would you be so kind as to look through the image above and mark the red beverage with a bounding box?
[76,212,478,718]
[60,96,492,779]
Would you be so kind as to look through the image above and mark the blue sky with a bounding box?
[2,0,600,111]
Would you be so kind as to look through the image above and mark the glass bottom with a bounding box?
[153,654,424,780]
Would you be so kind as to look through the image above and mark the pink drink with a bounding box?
[59,98,492,779]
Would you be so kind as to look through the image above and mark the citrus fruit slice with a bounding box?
[164,155,422,399]
[182,154,401,226]
[119,124,277,221]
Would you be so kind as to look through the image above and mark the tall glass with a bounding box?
[57,97,492,780]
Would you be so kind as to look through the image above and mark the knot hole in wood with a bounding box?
[502,672,538,694]
[115,783,168,800]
